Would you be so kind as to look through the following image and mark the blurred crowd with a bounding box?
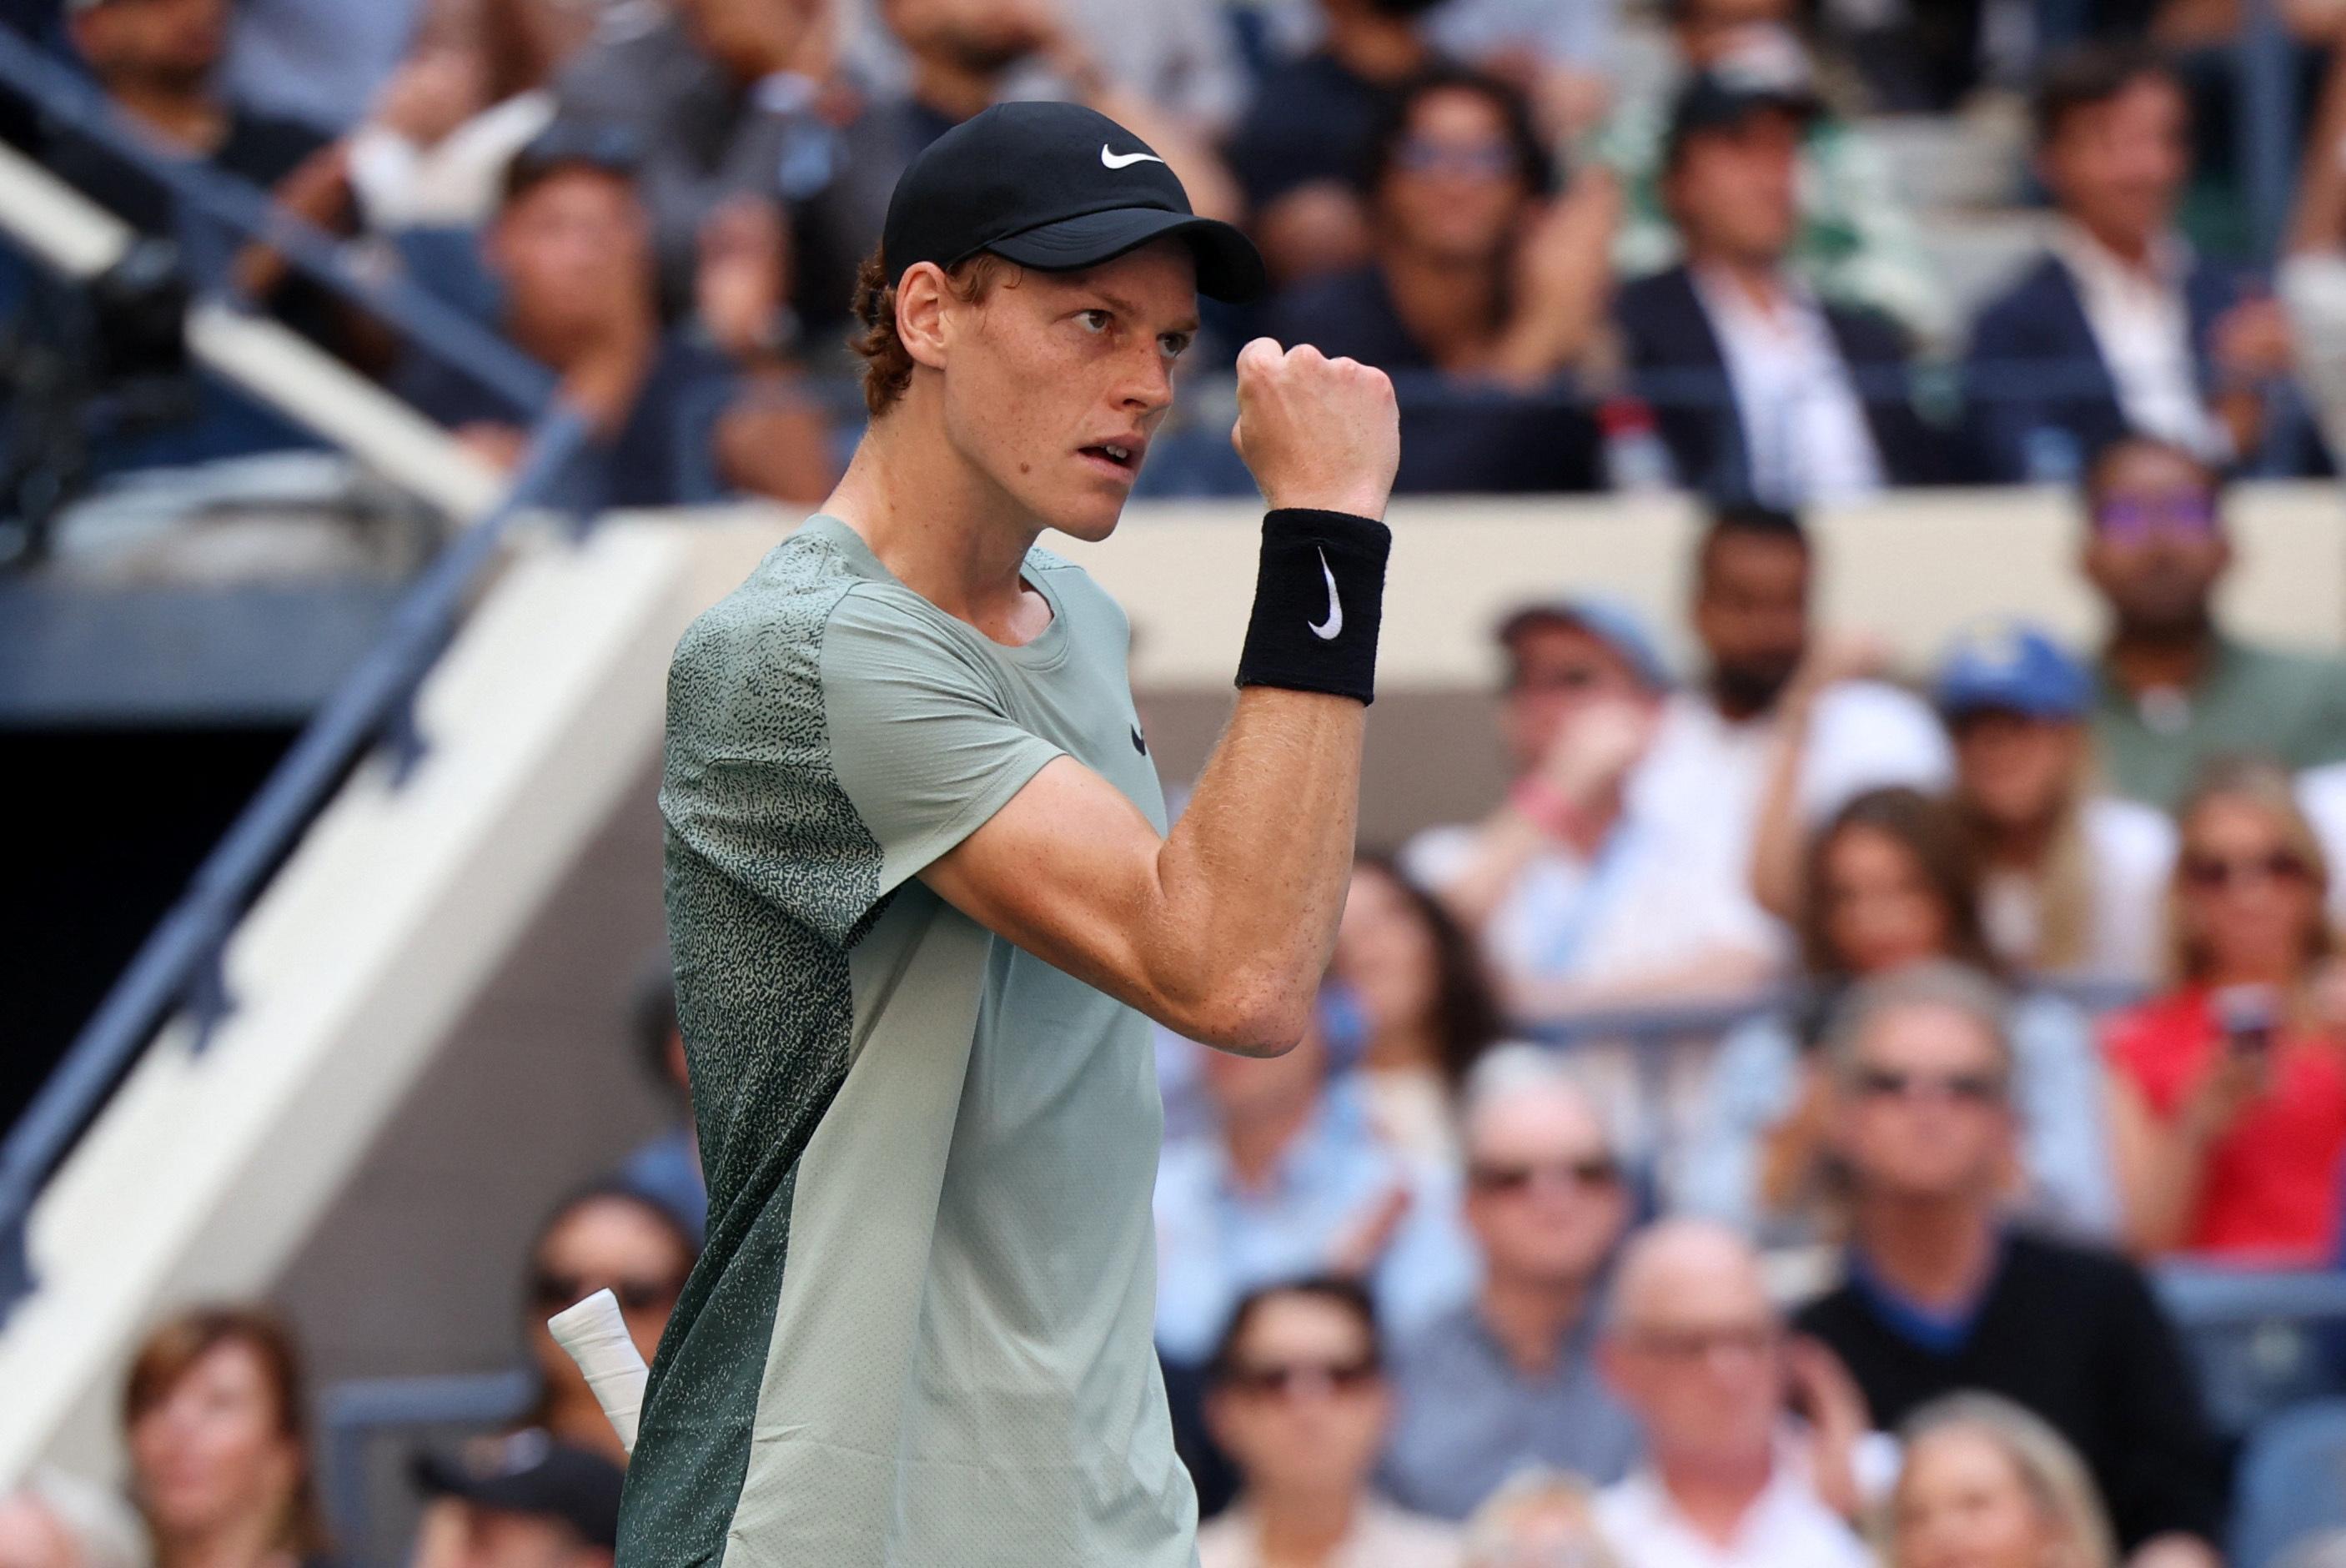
[12,1,2346,1566]
[13,433,2346,1568]
[14,0,2346,510]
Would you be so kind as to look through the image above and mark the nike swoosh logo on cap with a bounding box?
[1101,145,1168,170]
[1309,550,1342,641]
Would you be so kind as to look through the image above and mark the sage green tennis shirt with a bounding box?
[625,515,1194,1568]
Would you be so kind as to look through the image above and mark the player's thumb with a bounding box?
[1233,335,1284,391]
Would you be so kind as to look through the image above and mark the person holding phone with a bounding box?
[2104,760,2346,1264]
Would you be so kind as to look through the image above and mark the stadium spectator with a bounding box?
[2103,761,2346,1263]
[0,1472,147,1568]
[1685,794,2118,1243]
[1198,1279,1462,1568]
[2082,435,2346,810]
[221,0,449,135]
[1614,63,1946,507]
[49,0,376,354]
[1262,68,1614,494]
[1884,1394,2120,1568]
[1793,963,2225,1562]
[520,1184,699,1467]
[1594,1219,1875,1568]
[1382,1048,1642,1520]
[1153,1003,1476,1370]
[552,0,1235,339]
[1459,1470,1620,1568]
[1595,14,1945,344]
[613,957,704,1238]
[1224,0,1449,286]
[1421,0,1615,140]
[1402,599,1778,1018]
[53,0,341,239]
[1641,505,1951,941]
[341,0,616,234]
[1330,856,1508,1162]
[1964,45,2293,484]
[122,1307,334,1568]
[389,128,835,509]
[409,1432,622,1568]
[1932,621,2176,982]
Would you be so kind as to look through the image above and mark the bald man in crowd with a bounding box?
[1381,1047,1641,1520]
[1595,1220,1873,1568]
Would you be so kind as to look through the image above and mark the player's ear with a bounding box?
[894,261,955,374]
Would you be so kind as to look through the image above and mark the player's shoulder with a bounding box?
[668,525,912,735]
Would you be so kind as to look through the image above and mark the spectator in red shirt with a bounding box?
[2104,759,2346,1264]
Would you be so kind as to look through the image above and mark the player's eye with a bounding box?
[1159,332,1193,359]
[1077,309,1113,334]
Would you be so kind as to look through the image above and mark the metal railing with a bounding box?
[0,29,594,1329]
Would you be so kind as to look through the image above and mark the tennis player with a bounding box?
[627,101,1399,1568]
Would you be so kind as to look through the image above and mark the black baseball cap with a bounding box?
[882,101,1267,304]
[1665,31,1822,166]
[412,1431,624,1550]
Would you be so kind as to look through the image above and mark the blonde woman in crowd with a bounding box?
[2103,760,2346,1263]
[1885,1393,2118,1568]
[122,1308,334,1568]
[1462,1470,1620,1568]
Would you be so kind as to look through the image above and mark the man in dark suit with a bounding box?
[1962,43,2293,483]
[1614,63,1947,505]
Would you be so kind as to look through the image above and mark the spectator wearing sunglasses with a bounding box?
[2102,761,2346,1264]
[1380,1048,1640,1522]
[1685,789,2117,1248]
[1794,964,2224,1566]
[1594,1219,1875,1568]
[519,1184,700,1467]
[2083,436,2346,813]
[1259,68,1614,494]
[1197,1279,1463,1568]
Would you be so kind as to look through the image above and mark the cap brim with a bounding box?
[985,208,1268,304]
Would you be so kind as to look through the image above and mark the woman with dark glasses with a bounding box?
[2104,761,2346,1262]
[519,1184,699,1465]
[1198,1279,1462,1568]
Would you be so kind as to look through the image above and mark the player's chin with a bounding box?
[1044,489,1129,544]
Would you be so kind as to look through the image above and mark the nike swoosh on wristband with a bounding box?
[1101,145,1168,169]
[1308,550,1343,641]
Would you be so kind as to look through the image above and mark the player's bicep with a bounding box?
[919,756,1180,1018]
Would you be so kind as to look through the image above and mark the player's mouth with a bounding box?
[1078,436,1147,483]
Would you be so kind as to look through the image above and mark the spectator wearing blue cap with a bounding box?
[1402,596,1781,1022]
[1937,620,2175,985]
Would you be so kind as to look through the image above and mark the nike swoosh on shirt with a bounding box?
[1308,550,1342,641]
[1131,725,1148,756]
[1101,145,1167,170]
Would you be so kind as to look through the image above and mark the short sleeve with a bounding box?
[819,591,1065,902]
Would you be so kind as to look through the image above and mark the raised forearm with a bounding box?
[1148,687,1367,1052]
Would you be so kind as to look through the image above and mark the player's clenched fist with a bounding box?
[1231,338,1400,520]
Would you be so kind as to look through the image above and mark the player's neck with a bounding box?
[823,411,1052,642]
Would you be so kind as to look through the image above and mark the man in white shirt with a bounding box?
[1595,1220,1874,1568]
[1964,43,2293,483]
[1637,505,1951,927]
[1614,66,1947,505]
[1401,598,1781,1018]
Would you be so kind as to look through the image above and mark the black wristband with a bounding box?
[1234,508,1391,705]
